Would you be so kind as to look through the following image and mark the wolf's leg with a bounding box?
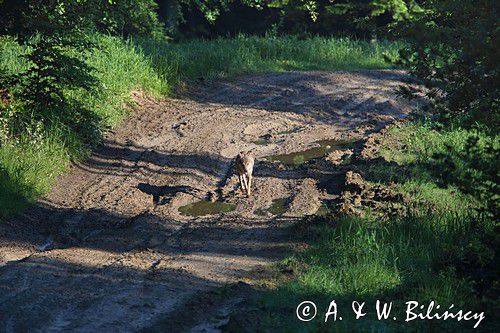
[247,174,252,196]
[239,174,245,192]
[242,174,248,192]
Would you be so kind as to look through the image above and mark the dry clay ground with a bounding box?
[0,70,418,332]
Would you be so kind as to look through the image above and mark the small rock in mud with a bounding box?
[361,133,382,159]
[276,163,286,170]
[352,194,362,206]
[288,178,322,216]
[326,149,353,165]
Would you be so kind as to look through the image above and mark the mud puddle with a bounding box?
[254,198,289,216]
[179,200,236,217]
[265,139,355,165]
[277,128,302,135]
[314,200,337,216]
[253,138,269,145]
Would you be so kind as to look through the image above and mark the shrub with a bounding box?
[433,132,500,219]
[0,0,165,39]
[397,0,499,128]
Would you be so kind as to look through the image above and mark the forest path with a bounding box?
[0,70,417,332]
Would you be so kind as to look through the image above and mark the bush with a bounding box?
[95,0,165,39]
[1,34,101,144]
[397,0,499,128]
[0,0,165,39]
[434,132,500,219]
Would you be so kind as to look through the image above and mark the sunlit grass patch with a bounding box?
[0,129,73,219]
[134,35,402,84]
[250,213,493,332]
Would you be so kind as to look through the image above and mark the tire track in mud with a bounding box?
[0,70,420,332]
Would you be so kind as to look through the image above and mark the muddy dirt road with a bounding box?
[0,70,417,332]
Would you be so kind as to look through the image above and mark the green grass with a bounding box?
[134,35,401,84]
[0,34,400,219]
[243,122,498,332]
[368,123,498,216]
[0,129,73,217]
[251,215,494,332]
[0,35,167,219]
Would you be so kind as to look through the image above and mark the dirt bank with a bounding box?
[0,70,418,332]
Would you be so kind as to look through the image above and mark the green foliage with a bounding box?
[248,121,499,332]
[0,129,73,219]
[0,0,103,144]
[0,0,165,39]
[0,0,166,144]
[373,122,499,218]
[8,36,100,143]
[254,214,496,331]
[97,0,165,38]
[302,0,420,27]
[176,0,420,39]
[0,0,95,37]
[433,133,499,219]
[0,0,165,143]
[396,0,499,128]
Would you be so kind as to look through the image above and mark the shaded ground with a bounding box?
[0,70,419,332]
